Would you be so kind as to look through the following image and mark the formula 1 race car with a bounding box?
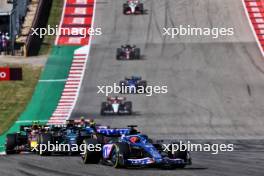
[36,120,97,156]
[116,45,140,60]
[100,97,132,115]
[5,122,49,154]
[119,76,147,94]
[81,126,192,169]
[5,120,100,155]
[123,0,144,15]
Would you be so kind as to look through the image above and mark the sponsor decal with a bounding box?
[0,68,10,81]
[0,67,22,81]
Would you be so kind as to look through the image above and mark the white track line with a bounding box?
[39,79,67,82]
[15,120,49,123]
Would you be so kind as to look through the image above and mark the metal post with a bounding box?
[9,10,14,55]
[7,0,17,55]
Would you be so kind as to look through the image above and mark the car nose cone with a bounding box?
[112,103,119,113]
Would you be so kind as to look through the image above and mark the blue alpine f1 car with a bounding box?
[81,126,192,169]
[119,76,147,94]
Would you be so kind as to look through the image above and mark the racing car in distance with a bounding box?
[119,76,147,94]
[81,126,192,169]
[116,45,141,60]
[123,0,144,15]
[5,122,49,154]
[100,97,132,115]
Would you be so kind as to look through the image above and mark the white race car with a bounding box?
[123,0,144,15]
[100,97,132,115]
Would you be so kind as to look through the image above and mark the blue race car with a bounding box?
[81,126,192,169]
[119,76,147,94]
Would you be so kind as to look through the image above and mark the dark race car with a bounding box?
[119,76,147,94]
[100,97,132,116]
[37,120,97,156]
[81,126,192,169]
[116,45,140,60]
[123,0,144,15]
[5,122,49,154]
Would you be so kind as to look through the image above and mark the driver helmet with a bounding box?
[80,116,85,122]
[32,121,40,130]
[66,120,74,127]
[129,136,140,143]
[88,119,96,126]
[32,124,39,130]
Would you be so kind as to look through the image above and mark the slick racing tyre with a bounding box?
[100,102,107,116]
[124,101,132,115]
[38,133,53,156]
[137,3,144,14]
[170,149,188,169]
[6,134,17,154]
[119,81,127,93]
[137,81,147,93]
[82,138,101,164]
[116,48,122,60]
[134,48,140,59]
[123,3,130,14]
[111,143,130,168]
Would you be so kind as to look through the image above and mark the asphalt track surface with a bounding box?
[1,0,264,175]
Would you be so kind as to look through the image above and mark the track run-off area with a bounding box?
[0,0,95,151]
[1,0,264,176]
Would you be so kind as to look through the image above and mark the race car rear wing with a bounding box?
[20,125,51,132]
[96,128,131,136]
[96,125,139,136]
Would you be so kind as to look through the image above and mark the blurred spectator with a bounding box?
[5,33,10,55]
[5,33,10,40]
[1,33,10,55]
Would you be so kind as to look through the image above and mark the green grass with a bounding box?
[39,0,64,55]
[0,65,42,135]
